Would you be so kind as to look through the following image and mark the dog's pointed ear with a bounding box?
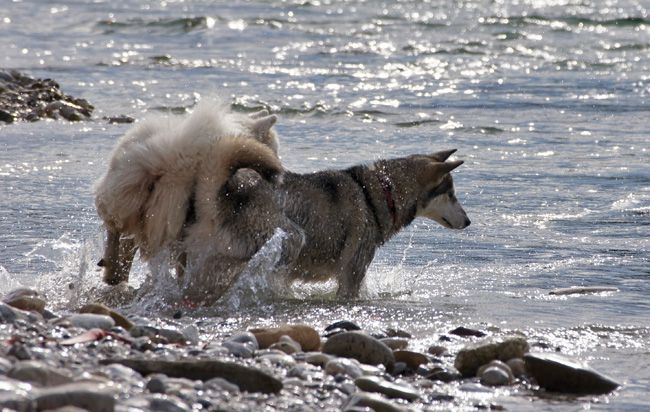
[441,159,463,173]
[418,160,464,186]
[252,114,277,136]
[249,109,269,119]
[430,149,457,162]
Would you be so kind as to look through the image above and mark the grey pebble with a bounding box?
[8,361,72,387]
[354,376,420,401]
[66,314,115,331]
[35,382,115,412]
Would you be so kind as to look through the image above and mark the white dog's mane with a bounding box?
[94,99,279,258]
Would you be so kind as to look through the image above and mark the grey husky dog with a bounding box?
[95,101,470,303]
[183,149,471,303]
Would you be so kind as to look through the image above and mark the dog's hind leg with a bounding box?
[99,229,136,285]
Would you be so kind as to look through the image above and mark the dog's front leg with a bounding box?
[99,229,136,285]
[335,248,374,299]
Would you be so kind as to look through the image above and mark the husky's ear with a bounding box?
[418,160,464,186]
[252,115,277,136]
[249,109,269,119]
[430,149,457,162]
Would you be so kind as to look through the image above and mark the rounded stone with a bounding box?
[325,357,364,379]
[524,352,620,394]
[427,345,448,356]
[269,335,301,354]
[227,332,259,350]
[322,331,395,372]
[344,392,406,412]
[78,303,133,330]
[354,376,420,401]
[8,361,73,387]
[65,314,115,331]
[379,338,408,350]
[304,352,334,367]
[393,350,428,370]
[477,360,514,382]
[250,324,320,351]
[454,335,529,377]
[480,366,512,387]
[506,358,526,378]
[222,341,254,358]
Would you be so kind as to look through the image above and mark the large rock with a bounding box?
[322,331,395,372]
[454,335,529,377]
[101,358,282,394]
[524,352,620,394]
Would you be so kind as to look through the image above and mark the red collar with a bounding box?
[377,171,398,227]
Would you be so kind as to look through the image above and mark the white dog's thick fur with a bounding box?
[94,99,282,284]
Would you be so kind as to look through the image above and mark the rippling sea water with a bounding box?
[1,0,649,409]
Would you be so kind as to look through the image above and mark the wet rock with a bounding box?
[322,331,395,372]
[78,303,133,330]
[524,352,620,394]
[454,335,529,377]
[477,360,514,381]
[379,337,408,350]
[7,343,33,361]
[269,335,302,354]
[0,394,34,412]
[384,328,412,338]
[146,375,167,394]
[393,350,428,370]
[549,286,619,296]
[0,70,94,123]
[354,376,420,401]
[227,331,259,350]
[479,366,512,387]
[0,377,34,412]
[0,109,14,124]
[250,324,320,351]
[257,351,296,367]
[325,320,361,332]
[35,382,115,412]
[304,352,334,367]
[425,367,462,383]
[344,392,406,412]
[204,377,240,393]
[104,115,135,124]
[2,289,46,314]
[506,358,526,378]
[223,340,254,358]
[148,394,191,412]
[65,314,115,330]
[102,358,283,394]
[0,357,12,374]
[427,345,448,356]
[8,361,73,387]
[450,326,487,338]
[0,302,23,323]
[325,357,364,379]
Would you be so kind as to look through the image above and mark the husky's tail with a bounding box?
[189,136,283,243]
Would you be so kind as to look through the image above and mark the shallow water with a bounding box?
[1,0,649,409]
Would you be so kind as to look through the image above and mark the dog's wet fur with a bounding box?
[95,100,470,304]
